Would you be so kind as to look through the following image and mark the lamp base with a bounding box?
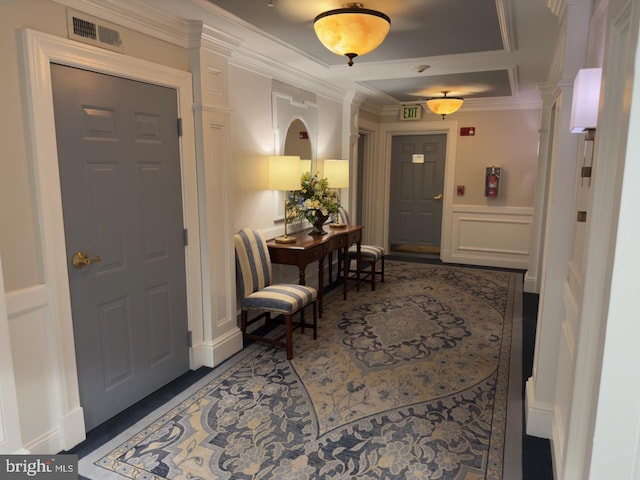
[329,222,347,228]
[275,235,296,244]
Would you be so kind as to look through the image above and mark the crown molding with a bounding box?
[187,22,243,56]
[229,50,347,104]
[497,0,516,53]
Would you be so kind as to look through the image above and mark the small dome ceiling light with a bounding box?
[425,91,464,119]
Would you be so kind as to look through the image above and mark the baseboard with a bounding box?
[60,407,86,451]
[23,427,64,454]
[22,406,86,454]
[524,271,538,293]
[197,327,243,368]
[551,407,565,480]
[525,377,554,439]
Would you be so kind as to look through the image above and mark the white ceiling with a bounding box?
[141,0,560,111]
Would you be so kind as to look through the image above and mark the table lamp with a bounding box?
[269,155,301,243]
[323,159,349,227]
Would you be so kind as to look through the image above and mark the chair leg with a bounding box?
[381,257,385,283]
[371,259,376,291]
[241,310,248,334]
[284,314,294,360]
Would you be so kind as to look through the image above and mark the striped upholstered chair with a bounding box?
[234,228,317,360]
[337,207,385,291]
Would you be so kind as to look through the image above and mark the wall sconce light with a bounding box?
[426,91,464,119]
[268,155,301,243]
[314,3,390,67]
[569,67,602,133]
[323,159,349,227]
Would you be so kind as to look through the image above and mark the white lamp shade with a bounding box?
[570,68,602,133]
[300,159,312,176]
[268,155,301,190]
[324,159,349,188]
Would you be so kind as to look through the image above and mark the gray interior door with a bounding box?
[51,64,189,431]
[389,134,447,254]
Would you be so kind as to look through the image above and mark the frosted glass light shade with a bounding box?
[268,155,301,191]
[570,68,602,133]
[426,94,464,119]
[314,5,390,66]
[324,159,349,188]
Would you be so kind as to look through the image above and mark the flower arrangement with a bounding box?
[287,172,340,229]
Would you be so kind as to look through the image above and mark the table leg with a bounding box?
[318,256,324,317]
[342,245,348,300]
[328,251,333,285]
[356,242,362,292]
[298,266,306,285]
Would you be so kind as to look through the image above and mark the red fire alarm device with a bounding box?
[485,166,501,198]
[460,127,476,136]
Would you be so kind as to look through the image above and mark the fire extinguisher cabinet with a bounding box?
[485,166,501,198]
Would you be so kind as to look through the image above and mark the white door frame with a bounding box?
[375,121,458,261]
[20,29,203,446]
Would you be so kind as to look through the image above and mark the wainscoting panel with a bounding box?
[5,284,61,452]
[448,205,532,269]
[0,257,27,453]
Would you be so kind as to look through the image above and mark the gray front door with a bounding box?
[51,64,189,431]
[389,134,447,254]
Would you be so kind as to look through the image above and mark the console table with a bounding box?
[266,225,363,316]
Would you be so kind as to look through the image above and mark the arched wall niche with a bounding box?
[272,87,319,219]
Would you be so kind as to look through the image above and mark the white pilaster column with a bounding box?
[525,0,593,439]
[525,87,556,294]
[188,22,243,367]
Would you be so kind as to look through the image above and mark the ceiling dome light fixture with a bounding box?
[426,91,464,119]
[313,3,390,67]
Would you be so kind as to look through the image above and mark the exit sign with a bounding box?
[400,105,422,121]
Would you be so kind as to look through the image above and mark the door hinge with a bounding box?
[183,228,188,246]
[581,166,592,178]
[577,211,588,222]
[188,330,193,348]
[177,118,183,137]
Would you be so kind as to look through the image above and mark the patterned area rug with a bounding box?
[79,261,522,480]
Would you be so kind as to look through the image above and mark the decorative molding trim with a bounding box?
[0,257,25,454]
[60,407,85,452]
[449,206,533,269]
[524,271,538,293]
[5,284,48,318]
[496,0,516,53]
[230,51,345,103]
[525,377,555,438]
[552,405,566,479]
[210,328,244,366]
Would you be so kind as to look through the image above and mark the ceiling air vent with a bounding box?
[66,9,124,53]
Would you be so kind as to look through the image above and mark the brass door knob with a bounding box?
[71,251,102,269]
[433,194,443,200]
